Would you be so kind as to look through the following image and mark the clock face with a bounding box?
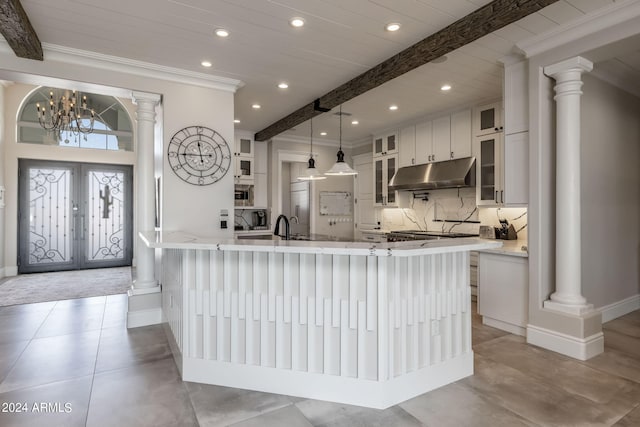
[167,126,231,185]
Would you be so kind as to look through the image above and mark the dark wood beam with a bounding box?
[0,0,43,60]
[255,0,559,141]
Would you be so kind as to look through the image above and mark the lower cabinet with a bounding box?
[478,252,528,336]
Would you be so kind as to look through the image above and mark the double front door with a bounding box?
[18,160,133,273]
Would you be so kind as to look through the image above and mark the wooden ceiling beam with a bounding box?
[255,0,559,142]
[0,0,43,60]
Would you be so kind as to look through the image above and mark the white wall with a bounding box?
[580,74,640,307]
[0,47,238,273]
[269,138,354,239]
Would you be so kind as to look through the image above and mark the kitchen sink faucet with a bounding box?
[273,214,291,240]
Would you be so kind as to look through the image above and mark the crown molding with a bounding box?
[516,0,640,58]
[41,43,244,93]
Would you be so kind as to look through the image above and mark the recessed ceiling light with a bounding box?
[201,60,212,68]
[215,28,229,38]
[234,119,241,124]
[351,120,359,125]
[441,84,452,91]
[252,104,261,109]
[386,23,401,32]
[320,132,327,136]
[389,105,398,111]
[290,17,305,27]
[278,82,289,89]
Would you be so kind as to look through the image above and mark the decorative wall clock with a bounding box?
[167,126,231,185]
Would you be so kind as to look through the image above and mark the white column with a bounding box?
[0,82,7,279]
[543,57,593,315]
[130,91,161,293]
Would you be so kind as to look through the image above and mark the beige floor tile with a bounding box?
[400,382,535,427]
[185,381,294,427]
[95,325,172,373]
[0,375,92,427]
[86,358,198,427]
[229,405,313,427]
[583,348,640,384]
[615,404,640,426]
[604,329,640,358]
[295,398,423,427]
[463,354,637,426]
[0,330,100,394]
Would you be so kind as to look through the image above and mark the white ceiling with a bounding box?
[15,0,627,143]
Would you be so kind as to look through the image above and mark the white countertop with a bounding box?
[478,239,528,258]
[140,231,502,257]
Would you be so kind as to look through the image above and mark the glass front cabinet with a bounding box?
[476,133,503,206]
[374,154,397,207]
[373,131,398,157]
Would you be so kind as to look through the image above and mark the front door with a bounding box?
[18,159,133,273]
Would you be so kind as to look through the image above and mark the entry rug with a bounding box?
[0,267,131,307]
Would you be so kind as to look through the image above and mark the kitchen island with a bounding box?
[141,231,501,409]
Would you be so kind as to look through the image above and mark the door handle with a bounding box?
[501,190,504,204]
[451,151,454,159]
[495,191,498,203]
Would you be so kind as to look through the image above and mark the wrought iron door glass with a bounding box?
[19,160,133,273]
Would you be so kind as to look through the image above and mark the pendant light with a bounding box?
[298,117,326,181]
[325,105,357,176]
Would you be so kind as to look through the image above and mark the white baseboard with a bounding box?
[4,266,17,277]
[0,268,4,279]
[483,317,526,337]
[598,294,640,323]
[127,307,163,328]
[527,324,604,361]
[182,352,474,409]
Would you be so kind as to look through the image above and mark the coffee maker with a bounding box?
[252,210,268,229]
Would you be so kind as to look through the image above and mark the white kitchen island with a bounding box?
[140,231,501,409]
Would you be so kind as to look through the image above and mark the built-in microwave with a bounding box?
[234,184,254,207]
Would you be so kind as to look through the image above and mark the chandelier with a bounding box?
[36,90,95,136]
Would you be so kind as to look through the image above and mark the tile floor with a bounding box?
[0,294,638,426]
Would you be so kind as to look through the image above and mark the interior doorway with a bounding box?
[282,161,310,236]
[17,159,133,274]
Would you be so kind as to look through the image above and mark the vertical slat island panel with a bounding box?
[146,231,501,409]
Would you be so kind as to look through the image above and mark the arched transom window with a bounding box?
[17,87,134,151]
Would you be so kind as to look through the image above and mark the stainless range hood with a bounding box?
[388,157,476,191]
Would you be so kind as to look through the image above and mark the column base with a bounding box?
[544,300,594,316]
[527,324,604,361]
[128,284,161,296]
[127,287,163,329]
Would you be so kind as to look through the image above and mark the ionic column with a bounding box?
[543,56,593,315]
[130,91,161,293]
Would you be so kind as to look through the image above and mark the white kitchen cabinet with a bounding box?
[478,252,528,336]
[451,109,472,160]
[503,59,529,135]
[416,120,434,163]
[399,125,429,167]
[432,115,451,162]
[476,131,528,206]
[474,101,503,136]
[373,154,397,207]
[373,131,398,157]
[234,134,255,184]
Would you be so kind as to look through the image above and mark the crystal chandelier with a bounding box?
[36,90,95,136]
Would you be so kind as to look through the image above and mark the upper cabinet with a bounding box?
[373,131,398,157]
[451,109,472,160]
[503,59,529,135]
[373,154,397,207]
[234,134,255,184]
[474,101,503,136]
[397,108,472,168]
[474,101,528,207]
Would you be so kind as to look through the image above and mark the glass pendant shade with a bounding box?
[325,105,357,176]
[325,149,357,175]
[298,157,326,181]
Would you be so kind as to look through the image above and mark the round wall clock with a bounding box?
[167,126,231,185]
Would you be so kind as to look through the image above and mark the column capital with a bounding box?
[131,91,161,106]
[544,56,593,79]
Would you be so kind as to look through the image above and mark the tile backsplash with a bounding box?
[379,189,527,241]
